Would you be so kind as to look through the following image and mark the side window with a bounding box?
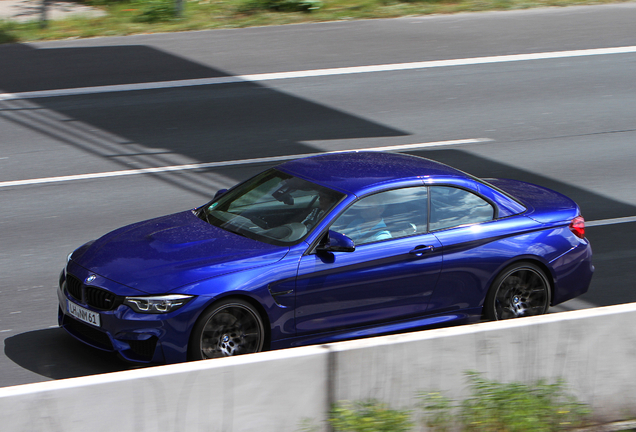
[331,187,428,246]
[429,186,493,231]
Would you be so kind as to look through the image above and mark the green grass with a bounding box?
[319,372,592,432]
[0,0,634,43]
[417,371,592,431]
[330,400,413,432]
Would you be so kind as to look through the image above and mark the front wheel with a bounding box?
[189,298,265,360]
[484,262,551,320]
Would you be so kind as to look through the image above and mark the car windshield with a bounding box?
[198,169,345,245]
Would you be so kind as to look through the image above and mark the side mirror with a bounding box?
[317,230,355,253]
[214,189,228,199]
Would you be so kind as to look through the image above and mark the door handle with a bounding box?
[409,245,434,256]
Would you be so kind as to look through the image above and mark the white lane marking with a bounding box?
[586,216,636,227]
[0,139,489,188]
[3,135,636,230]
[1,46,636,100]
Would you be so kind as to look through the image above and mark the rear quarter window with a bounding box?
[429,186,494,231]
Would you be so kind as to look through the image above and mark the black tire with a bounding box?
[484,262,551,321]
[189,298,265,360]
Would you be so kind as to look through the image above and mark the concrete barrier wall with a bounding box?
[0,346,330,432]
[331,303,636,422]
[2,304,636,431]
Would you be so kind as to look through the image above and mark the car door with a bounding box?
[294,186,443,335]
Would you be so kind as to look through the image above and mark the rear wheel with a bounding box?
[484,262,551,320]
[189,298,265,360]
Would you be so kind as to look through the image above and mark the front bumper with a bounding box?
[58,264,207,364]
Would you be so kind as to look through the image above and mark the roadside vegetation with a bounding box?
[301,372,593,432]
[417,371,591,431]
[0,0,633,43]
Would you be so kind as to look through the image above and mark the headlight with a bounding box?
[124,294,193,314]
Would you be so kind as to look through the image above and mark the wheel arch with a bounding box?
[482,256,555,319]
[187,293,272,360]
[502,256,555,302]
[527,258,555,306]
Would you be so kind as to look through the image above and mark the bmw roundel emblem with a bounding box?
[85,274,96,284]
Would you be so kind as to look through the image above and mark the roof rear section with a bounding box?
[486,178,581,224]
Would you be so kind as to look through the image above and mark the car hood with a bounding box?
[73,211,289,294]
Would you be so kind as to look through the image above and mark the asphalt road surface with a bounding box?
[1,3,636,387]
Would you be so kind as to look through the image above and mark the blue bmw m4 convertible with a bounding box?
[58,152,593,364]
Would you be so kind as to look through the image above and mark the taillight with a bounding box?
[569,215,585,239]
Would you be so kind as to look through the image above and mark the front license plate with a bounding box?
[67,300,101,327]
